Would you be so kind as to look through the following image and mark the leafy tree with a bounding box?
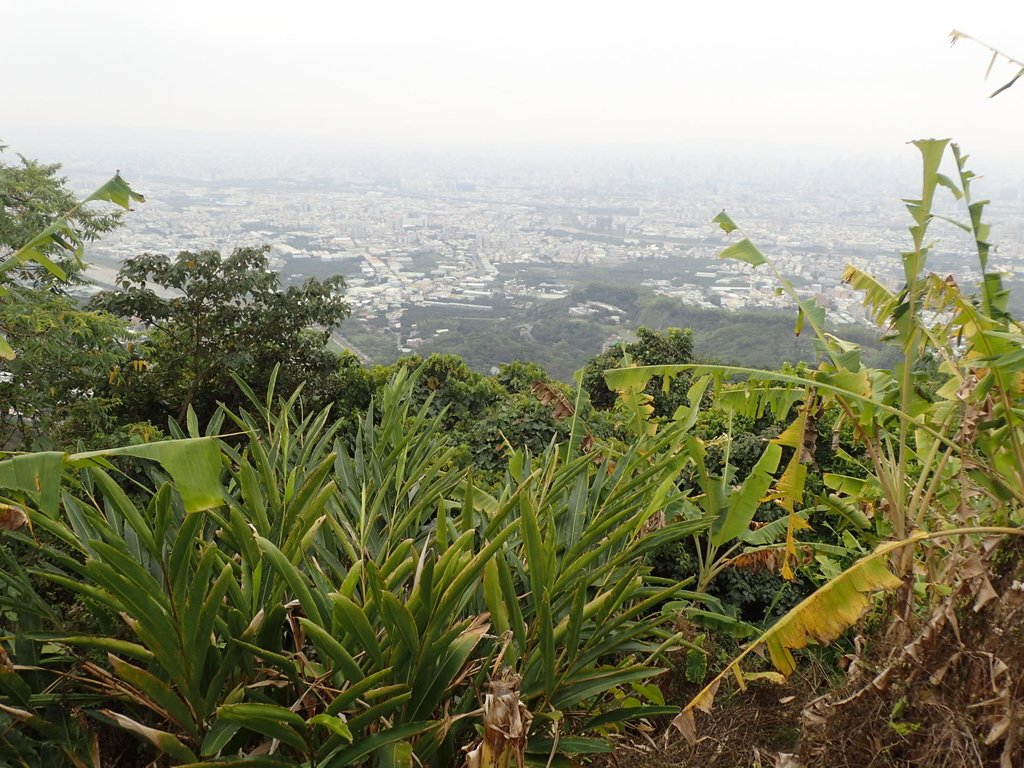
[91,246,350,421]
[327,350,380,434]
[0,143,124,285]
[380,353,504,428]
[354,356,584,477]
[581,326,695,415]
[0,292,132,449]
[0,144,145,446]
[492,360,552,395]
[463,362,575,476]
[462,394,570,476]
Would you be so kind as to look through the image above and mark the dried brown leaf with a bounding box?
[669,678,721,745]
[0,504,27,531]
[974,577,999,612]
[530,381,575,421]
[959,553,986,580]
[929,651,961,686]
[985,715,1011,745]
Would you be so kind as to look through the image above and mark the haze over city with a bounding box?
[6,0,1024,166]
[5,0,1024,375]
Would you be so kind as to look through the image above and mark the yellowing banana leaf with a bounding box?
[842,265,899,326]
[609,367,658,438]
[669,534,921,745]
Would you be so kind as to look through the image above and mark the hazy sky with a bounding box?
[6,1,1024,165]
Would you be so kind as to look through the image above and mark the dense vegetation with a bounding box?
[349,282,897,382]
[1,140,1023,767]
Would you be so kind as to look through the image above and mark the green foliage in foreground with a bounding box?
[0,368,714,766]
[603,140,1024,743]
[91,246,351,424]
[3,138,1024,765]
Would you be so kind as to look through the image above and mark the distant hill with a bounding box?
[343,284,895,380]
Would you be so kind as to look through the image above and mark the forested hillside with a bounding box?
[344,284,897,382]
[2,140,1023,768]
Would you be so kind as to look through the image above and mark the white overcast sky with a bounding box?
[5,1,1024,164]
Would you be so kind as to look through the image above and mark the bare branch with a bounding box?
[949,29,1024,98]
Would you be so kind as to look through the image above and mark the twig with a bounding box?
[949,30,1024,98]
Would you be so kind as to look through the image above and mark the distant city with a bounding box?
[63,149,1024,364]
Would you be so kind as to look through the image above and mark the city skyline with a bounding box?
[67,140,1023,376]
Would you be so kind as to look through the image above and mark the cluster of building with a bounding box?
[80,152,1024,343]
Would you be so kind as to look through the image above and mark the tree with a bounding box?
[0,292,132,449]
[91,246,350,422]
[462,362,575,476]
[380,353,504,427]
[580,326,695,415]
[0,143,125,286]
[0,143,144,447]
[493,360,552,395]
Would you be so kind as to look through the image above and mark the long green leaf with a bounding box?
[331,593,385,669]
[719,238,766,267]
[318,721,436,767]
[710,443,782,546]
[108,655,198,737]
[300,617,364,683]
[72,438,225,513]
[217,703,307,752]
[256,535,325,625]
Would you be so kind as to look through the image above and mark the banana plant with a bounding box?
[608,140,1024,570]
[605,365,825,596]
[611,141,1024,745]
[670,525,1024,744]
[0,173,144,360]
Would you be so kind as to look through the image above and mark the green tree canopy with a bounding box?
[0,143,144,448]
[581,326,695,416]
[91,246,350,422]
[0,143,124,286]
[0,292,132,449]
